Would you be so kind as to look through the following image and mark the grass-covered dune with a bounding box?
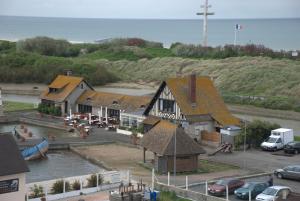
[102,56,300,98]
[1,37,300,111]
[100,56,300,111]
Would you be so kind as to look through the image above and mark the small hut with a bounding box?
[141,120,205,174]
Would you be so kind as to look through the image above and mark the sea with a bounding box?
[0,15,300,50]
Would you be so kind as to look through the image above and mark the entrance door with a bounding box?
[65,101,68,114]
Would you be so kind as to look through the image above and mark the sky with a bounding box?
[1,0,300,19]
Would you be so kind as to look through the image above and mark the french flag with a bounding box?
[235,24,243,30]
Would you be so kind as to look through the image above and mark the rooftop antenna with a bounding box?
[197,0,214,47]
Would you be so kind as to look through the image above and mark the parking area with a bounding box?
[190,147,300,200]
[189,175,299,201]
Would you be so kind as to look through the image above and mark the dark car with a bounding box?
[234,182,269,200]
[208,178,244,196]
[274,165,300,181]
[284,141,300,154]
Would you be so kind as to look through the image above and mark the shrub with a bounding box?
[72,180,81,190]
[51,180,70,194]
[29,184,44,198]
[17,36,78,57]
[86,174,103,187]
[236,120,281,148]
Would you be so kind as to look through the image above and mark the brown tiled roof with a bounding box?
[142,115,161,126]
[165,76,240,126]
[141,120,205,156]
[77,90,151,112]
[41,75,87,102]
[0,134,29,176]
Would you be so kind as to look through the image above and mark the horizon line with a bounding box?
[1,15,300,20]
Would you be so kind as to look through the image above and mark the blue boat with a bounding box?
[21,139,49,161]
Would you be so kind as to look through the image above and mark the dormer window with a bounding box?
[87,97,91,101]
[49,88,58,93]
[81,83,84,89]
[112,100,118,104]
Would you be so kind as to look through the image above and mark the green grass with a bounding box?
[160,191,191,201]
[144,47,174,57]
[80,49,142,61]
[197,159,239,174]
[3,101,35,112]
[295,136,300,141]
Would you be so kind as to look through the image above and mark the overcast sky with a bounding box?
[1,0,300,19]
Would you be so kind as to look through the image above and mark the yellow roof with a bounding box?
[165,76,240,126]
[77,90,151,112]
[41,75,84,102]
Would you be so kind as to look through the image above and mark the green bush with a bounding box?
[51,180,70,194]
[72,180,81,190]
[171,43,299,60]
[29,184,44,198]
[38,104,62,116]
[86,174,103,187]
[17,36,78,57]
[236,120,281,148]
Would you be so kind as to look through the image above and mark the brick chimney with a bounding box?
[189,73,197,106]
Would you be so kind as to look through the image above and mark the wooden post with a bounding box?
[143,148,146,163]
[185,176,188,190]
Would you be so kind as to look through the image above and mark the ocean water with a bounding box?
[0,16,300,50]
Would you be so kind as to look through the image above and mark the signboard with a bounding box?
[158,111,176,120]
[292,51,298,57]
[0,178,19,194]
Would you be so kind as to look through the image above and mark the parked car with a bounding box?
[234,182,269,200]
[256,186,291,201]
[208,178,244,196]
[274,165,300,180]
[284,141,300,154]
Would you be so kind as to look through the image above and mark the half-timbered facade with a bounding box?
[144,74,240,145]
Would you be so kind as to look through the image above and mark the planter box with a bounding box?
[116,128,132,135]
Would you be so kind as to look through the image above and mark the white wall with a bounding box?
[66,81,91,114]
[0,173,26,201]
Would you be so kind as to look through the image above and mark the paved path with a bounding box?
[17,127,131,149]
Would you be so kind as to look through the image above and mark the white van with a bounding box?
[260,128,294,151]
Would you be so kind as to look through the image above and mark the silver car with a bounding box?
[256,186,291,201]
[274,165,300,180]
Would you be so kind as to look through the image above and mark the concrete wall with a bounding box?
[155,182,226,201]
[184,121,214,141]
[0,173,26,201]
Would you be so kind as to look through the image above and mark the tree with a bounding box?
[240,120,280,148]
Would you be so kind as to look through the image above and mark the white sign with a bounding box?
[158,111,176,119]
[292,51,298,57]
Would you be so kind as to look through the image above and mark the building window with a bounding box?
[49,88,58,93]
[78,104,92,113]
[81,83,84,89]
[159,99,175,113]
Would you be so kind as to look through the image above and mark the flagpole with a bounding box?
[234,28,237,46]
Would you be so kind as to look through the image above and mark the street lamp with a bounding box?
[243,120,247,169]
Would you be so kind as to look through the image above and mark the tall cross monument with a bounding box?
[197,0,214,47]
